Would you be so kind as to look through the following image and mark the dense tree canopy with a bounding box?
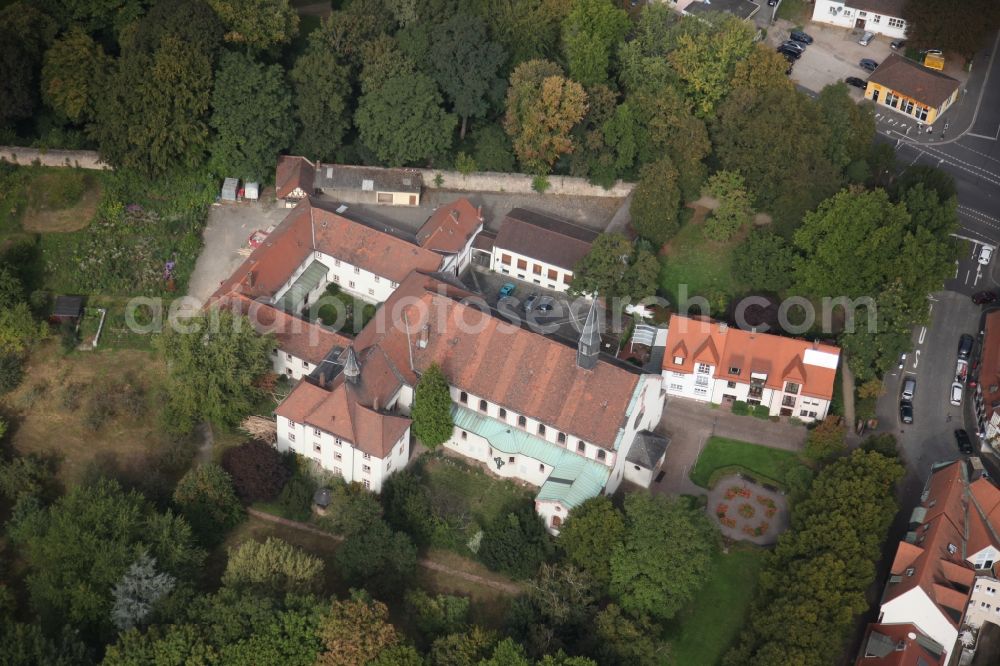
[570,233,659,301]
[0,3,57,125]
[290,35,352,161]
[41,28,109,124]
[172,463,245,546]
[210,51,295,180]
[411,363,455,449]
[207,0,299,51]
[558,496,624,592]
[902,0,1000,57]
[157,310,273,433]
[630,157,682,245]
[561,0,630,88]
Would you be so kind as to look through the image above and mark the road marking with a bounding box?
[918,326,927,344]
[958,205,1000,226]
[909,149,925,166]
[972,242,981,259]
[904,370,917,376]
[953,140,1000,165]
[966,132,999,141]
[955,261,960,278]
[883,131,1000,187]
[975,266,983,287]
[914,349,920,368]
[966,269,972,284]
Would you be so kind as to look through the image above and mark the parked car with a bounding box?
[891,40,906,50]
[858,31,875,46]
[950,382,964,406]
[536,298,554,313]
[781,40,805,53]
[768,0,777,5]
[522,293,538,312]
[980,245,994,265]
[901,377,916,401]
[859,59,879,72]
[777,45,801,59]
[498,282,516,299]
[955,429,974,455]
[845,76,867,89]
[900,401,914,424]
[972,291,998,305]
[790,30,813,44]
[958,334,974,360]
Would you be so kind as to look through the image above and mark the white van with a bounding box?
[950,382,963,406]
[901,377,916,401]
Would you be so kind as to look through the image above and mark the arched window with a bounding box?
[551,515,563,529]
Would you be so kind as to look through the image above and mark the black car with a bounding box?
[777,46,801,60]
[958,333,974,360]
[781,40,805,53]
[845,76,867,89]
[972,291,998,305]
[859,59,879,72]
[891,40,906,50]
[955,429,974,455]
[790,30,813,44]
[899,401,914,424]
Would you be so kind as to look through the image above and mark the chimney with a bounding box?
[477,205,483,222]
[417,324,429,349]
[577,299,601,370]
[343,347,360,384]
[718,322,728,333]
[373,395,380,412]
[751,327,757,338]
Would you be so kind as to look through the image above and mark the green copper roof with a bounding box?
[452,406,610,509]
[277,260,327,312]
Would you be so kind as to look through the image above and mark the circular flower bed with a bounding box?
[724,486,752,500]
[738,503,755,519]
[742,522,770,537]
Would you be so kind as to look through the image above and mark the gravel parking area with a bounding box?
[768,20,893,94]
[186,201,290,307]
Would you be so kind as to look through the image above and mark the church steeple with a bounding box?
[577,299,601,370]
[343,347,360,384]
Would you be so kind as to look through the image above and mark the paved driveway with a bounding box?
[186,201,290,308]
[652,396,808,497]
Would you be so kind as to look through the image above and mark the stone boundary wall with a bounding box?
[413,167,634,198]
[0,146,110,170]
[0,148,636,198]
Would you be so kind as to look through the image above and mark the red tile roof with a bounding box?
[416,199,483,254]
[355,272,642,449]
[882,463,974,627]
[855,623,946,666]
[275,156,315,199]
[210,198,445,303]
[868,54,960,109]
[215,293,351,365]
[662,314,841,399]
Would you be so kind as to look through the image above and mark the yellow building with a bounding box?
[865,53,960,125]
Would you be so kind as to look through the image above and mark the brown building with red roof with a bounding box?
[491,208,599,293]
[661,314,840,422]
[975,311,1000,448]
[861,460,1000,664]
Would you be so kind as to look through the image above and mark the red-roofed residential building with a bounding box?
[274,272,666,531]
[862,460,1000,664]
[661,314,840,422]
[856,623,946,665]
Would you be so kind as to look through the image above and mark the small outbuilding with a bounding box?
[624,431,671,488]
[221,178,239,202]
[313,487,332,516]
[244,182,260,201]
[50,295,84,324]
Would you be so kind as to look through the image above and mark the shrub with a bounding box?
[404,589,469,646]
[478,504,550,579]
[222,537,324,596]
[455,152,477,176]
[276,467,317,521]
[173,463,245,546]
[60,381,85,411]
[731,400,750,416]
[221,440,292,504]
[0,351,24,394]
[531,175,550,193]
[316,479,383,536]
[335,519,418,596]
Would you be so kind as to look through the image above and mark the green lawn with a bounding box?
[776,0,808,23]
[658,211,744,307]
[690,436,803,489]
[666,547,766,666]
[421,454,533,531]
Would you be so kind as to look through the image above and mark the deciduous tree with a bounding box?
[317,593,400,666]
[703,170,753,242]
[609,493,715,622]
[803,418,847,464]
[0,3,57,125]
[411,363,454,449]
[630,158,682,245]
[479,504,550,579]
[667,15,756,117]
[222,537,324,596]
[41,28,109,124]
[158,310,273,433]
[221,440,292,503]
[207,0,299,51]
[561,0,630,87]
[335,520,418,596]
[290,39,352,161]
[404,589,470,645]
[902,0,1000,58]
[817,83,876,171]
[570,234,659,300]
[558,495,624,592]
[504,60,588,174]
[173,463,245,545]
[210,51,295,181]
[731,229,796,293]
[356,70,457,166]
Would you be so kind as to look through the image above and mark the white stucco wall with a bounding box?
[812,0,908,39]
[967,576,1000,629]
[271,348,315,380]
[879,588,958,661]
[277,415,410,492]
[607,375,666,493]
[491,247,574,292]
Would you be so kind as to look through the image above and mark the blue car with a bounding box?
[498,282,516,299]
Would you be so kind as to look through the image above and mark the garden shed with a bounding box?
[244,182,259,201]
[221,177,239,202]
[50,295,84,323]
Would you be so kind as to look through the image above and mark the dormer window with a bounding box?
[673,355,684,365]
[517,415,527,428]
[729,367,741,375]
[697,363,711,374]
[459,391,468,404]
[537,424,546,437]
[905,567,915,576]
[785,382,800,394]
